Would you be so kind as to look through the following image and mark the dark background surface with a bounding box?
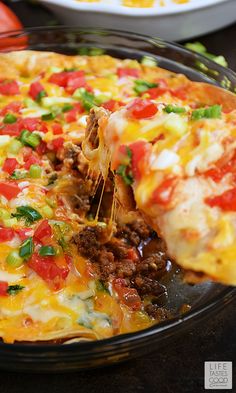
[1,1,236,392]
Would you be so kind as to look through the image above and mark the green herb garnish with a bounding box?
[7,285,25,296]
[12,205,42,224]
[39,245,56,257]
[19,237,34,260]
[36,90,47,103]
[10,170,28,180]
[73,88,97,111]
[116,164,133,186]
[41,112,56,121]
[62,104,74,113]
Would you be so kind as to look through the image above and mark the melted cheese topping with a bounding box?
[83,77,236,285]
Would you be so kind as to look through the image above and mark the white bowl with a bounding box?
[40,0,236,41]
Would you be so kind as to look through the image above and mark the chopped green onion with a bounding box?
[0,208,10,220]
[36,90,47,103]
[116,164,133,186]
[10,170,28,180]
[3,218,17,227]
[185,42,206,54]
[164,105,186,114]
[6,251,24,268]
[39,245,56,257]
[41,205,54,219]
[19,237,34,260]
[19,130,41,148]
[8,139,22,154]
[62,104,74,113]
[29,164,42,179]
[185,42,228,68]
[77,47,90,56]
[3,113,17,124]
[12,205,42,224]
[24,98,38,109]
[73,88,97,111]
[89,47,105,56]
[77,47,105,56]
[191,105,222,120]
[141,56,157,67]
[134,79,158,94]
[7,285,25,295]
[41,112,56,121]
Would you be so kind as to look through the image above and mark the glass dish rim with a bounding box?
[0,26,235,351]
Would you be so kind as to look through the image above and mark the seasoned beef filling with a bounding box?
[74,218,172,321]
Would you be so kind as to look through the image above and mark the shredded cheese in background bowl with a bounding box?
[75,0,192,8]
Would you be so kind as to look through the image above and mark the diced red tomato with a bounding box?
[34,220,52,242]
[16,228,33,241]
[102,99,125,112]
[0,281,8,296]
[129,141,151,180]
[2,158,18,175]
[21,117,48,133]
[152,177,177,206]
[29,253,69,290]
[0,80,19,96]
[22,147,33,161]
[0,101,22,116]
[23,154,41,170]
[113,279,141,311]
[146,87,168,99]
[156,78,168,89]
[35,141,47,156]
[204,151,236,183]
[127,99,158,119]
[48,70,86,93]
[170,87,188,100]
[0,227,15,243]
[126,248,139,262]
[65,108,77,123]
[52,124,63,135]
[0,117,48,137]
[66,71,86,93]
[117,68,140,78]
[205,188,236,211]
[0,181,20,200]
[48,137,64,152]
[0,122,21,136]
[74,102,84,113]
[48,71,68,87]
[29,81,46,101]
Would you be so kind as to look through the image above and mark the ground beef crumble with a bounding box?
[73,218,172,322]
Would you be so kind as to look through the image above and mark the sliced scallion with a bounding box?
[3,113,17,124]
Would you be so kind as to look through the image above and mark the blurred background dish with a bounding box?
[39,0,236,41]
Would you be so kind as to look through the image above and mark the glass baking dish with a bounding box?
[0,27,235,372]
